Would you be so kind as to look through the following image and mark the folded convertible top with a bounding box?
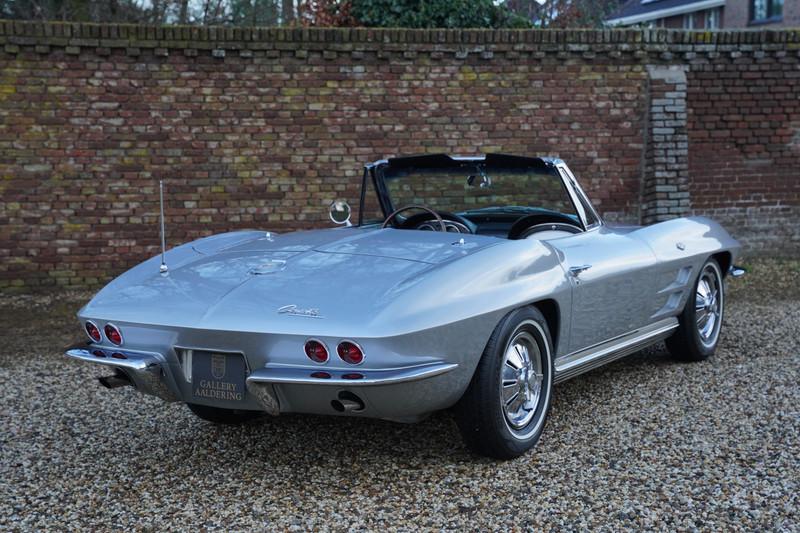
[385,153,555,170]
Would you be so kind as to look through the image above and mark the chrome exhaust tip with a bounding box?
[331,391,365,413]
[729,265,747,278]
[98,370,133,389]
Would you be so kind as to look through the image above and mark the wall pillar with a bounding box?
[641,65,691,225]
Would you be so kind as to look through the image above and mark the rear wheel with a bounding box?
[454,307,554,459]
[666,258,724,361]
[186,403,262,424]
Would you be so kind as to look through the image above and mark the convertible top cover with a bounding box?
[384,153,556,171]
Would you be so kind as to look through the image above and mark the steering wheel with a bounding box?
[402,211,476,234]
[519,222,582,239]
[508,213,583,240]
[382,205,446,232]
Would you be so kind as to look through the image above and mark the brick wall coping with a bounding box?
[1,20,799,55]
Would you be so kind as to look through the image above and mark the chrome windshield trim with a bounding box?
[556,163,604,230]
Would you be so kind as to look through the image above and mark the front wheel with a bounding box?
[666,258,725,362]
[454,307,554,459]
[186,403,263,424]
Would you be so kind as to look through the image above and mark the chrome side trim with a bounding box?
[554,318,678,383]
[246,362,458,387]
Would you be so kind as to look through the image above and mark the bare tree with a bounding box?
[281,0,294,23]
[0,0,153,22]
[505,0,622,28]
[177,0,189,23]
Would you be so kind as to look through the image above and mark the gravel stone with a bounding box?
[1,260,798,530]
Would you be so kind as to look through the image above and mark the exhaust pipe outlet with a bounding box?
[98,370,133,389]
[331,391,365,413]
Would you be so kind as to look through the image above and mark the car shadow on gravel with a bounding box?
[120,345,678,472]
[169,405,487,466]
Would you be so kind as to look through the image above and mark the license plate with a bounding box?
[191,352,247,404]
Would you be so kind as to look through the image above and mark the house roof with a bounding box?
[606,0,725,26]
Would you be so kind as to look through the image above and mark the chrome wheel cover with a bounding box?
[501,330,544,430]
[695,264,723,347]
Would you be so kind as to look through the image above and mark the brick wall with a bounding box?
[687,46,800,254]
[0,22,798,290]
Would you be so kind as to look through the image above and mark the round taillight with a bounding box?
[304,340,328,364]
[85,321,102,342]
[337,341,364,365]
[104,324,123,346]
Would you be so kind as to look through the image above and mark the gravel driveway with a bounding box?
[2,259,798,531]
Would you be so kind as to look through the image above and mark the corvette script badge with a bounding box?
[277,304,324,319]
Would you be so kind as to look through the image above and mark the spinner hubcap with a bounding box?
[695,266,722,345]
[501,331,543,430]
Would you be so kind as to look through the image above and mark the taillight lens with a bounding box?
[104,324,123,346]
[304,340,328,364]
[337,341,364,365]
[85,321,101,342]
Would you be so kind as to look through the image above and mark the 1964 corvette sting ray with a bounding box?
[66,154,742,459]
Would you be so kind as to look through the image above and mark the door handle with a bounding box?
[569,264,592,277]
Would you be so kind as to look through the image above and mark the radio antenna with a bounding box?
[158,179,168,274]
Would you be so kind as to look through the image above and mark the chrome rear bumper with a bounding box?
[65,341,464,421]
[65,343,177,402]
[245,362,459,417]
[247,362,457,387]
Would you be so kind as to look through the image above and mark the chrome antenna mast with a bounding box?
[158,179,168,274]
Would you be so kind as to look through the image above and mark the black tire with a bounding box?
[454,306,554,459]
[666,258,724,362]
[186,403,262,424]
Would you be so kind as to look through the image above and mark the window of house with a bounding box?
[683,12,695,29]
[705,8,721,29]
[751,0,784,23]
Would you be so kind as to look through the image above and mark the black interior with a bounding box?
[391,209,584,239]
[394,211,478,233]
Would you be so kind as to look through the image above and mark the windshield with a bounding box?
[379,163,580,220]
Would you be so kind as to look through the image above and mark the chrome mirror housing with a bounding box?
[329,200,352,226]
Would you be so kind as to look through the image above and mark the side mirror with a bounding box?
[329,200,352,226]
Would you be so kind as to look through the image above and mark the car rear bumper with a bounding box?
[65,343,178,402]
[65,342,463,422]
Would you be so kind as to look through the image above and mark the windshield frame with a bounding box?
[360,155,602,230]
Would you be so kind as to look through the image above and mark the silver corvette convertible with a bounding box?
[66,154,742,459]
